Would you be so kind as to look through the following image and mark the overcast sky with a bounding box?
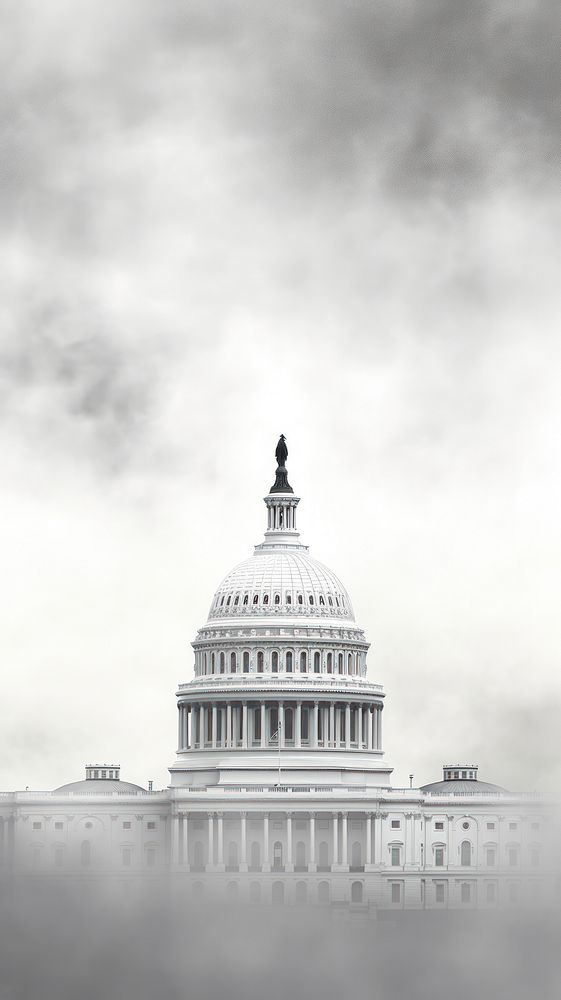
[1,0,560,792]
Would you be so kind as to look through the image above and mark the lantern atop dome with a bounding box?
[270,434,293,494]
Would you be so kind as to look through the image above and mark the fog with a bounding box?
[1,889,560,1000]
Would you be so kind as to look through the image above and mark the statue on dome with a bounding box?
[275,434,288,468]
[270,434,293,494]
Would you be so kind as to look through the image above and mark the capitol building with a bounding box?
[0,439,553,914]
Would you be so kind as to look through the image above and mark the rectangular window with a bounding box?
[434,822,444,831]
[531,822,540,831]
[146,848,156,868]
[460,883,471,904]
[435,883,445,903]
[391,847,401,866]
[486,882,496,904]
[509,823,518,831]
[54,848,64,867]
[122,848,132,867]
[147,822,156,830]
[32,822,41,831]
[486,822,495,831]
[508,848,518,867]
[391,883,401,904]
[435,847,444,867]
[123,821,132,830]
[486,848,496,867]
[391,820,401,829]
[54,822,63,831]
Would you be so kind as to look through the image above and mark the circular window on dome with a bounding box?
[462,821,470,830]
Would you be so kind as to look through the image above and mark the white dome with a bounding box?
[207,548,355,623]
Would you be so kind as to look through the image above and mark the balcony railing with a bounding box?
[178,676,383,693]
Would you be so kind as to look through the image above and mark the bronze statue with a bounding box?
[275,434,288,468]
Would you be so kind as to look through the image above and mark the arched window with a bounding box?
[122,846,132,867]
[253,707,261,742]
[253,594,259,605]
[326,652,332,673]
[220,652,225,674]
[328,596,333,607]
[250,841,261,870]
[460,841,472,866]
[351,881,363,904]
[391,845,401,866]
[338,653,343,674]
[435,846,445,867]
[295,881,307,904]
[257,651,264,673]
[318,841,329,869]
[80,841,91,868]
[272,881,284,906]
[263,594,269,605]
[297,594,303,605]
[285,651,293,672]
[319,595,325,605]
[274,594,280,605]
[230,652,237,673]
[54,845,65,868]
[273,841,283,870]
[249,881,261,903]
[243,594,248,605]
[243,651,250,673]
[286,593,292,605]
[351,841,363,869]
[300,652,307,673]
[309,595,314,605]
[295,841,307,869]
[314,652,320,673]
[146,846,156,868]
[318,881,330,904]
[272,651,279,673]
[227,842,239,870]
[234,595,239,606]
[226,596,231,606]
[348,653,353,674]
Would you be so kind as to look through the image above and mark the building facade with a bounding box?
[0,442,555,913]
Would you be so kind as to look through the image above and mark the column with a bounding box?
[374,812,383,865]
[240,813,247,871]
[366,813,372,869]
[261,703,266,748]
[309,813,316,871]
[172,814,180,866]
[295,702,302,748]
[181,814,189,868]
[373,707,378,750]
[279,702,285,748]
[226,704,232,748]
[335,705,341,746]
[332,813,339,866]
[345,704,351,748]
[212,704,217,749]
[312,702,319,748]
[357,706,363,748]
[263,814,270,871]
[378,708,382,749]
[207,813,214,869]
[178,706,182,750]
[341,812,348,868]
[329,703,335,747]
[217,813,224,870]
[286,813,293,871]
[242,702,248,749]
[369,707,375,750]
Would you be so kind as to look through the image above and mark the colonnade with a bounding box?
[171,811,386,871]
[178,700,383,752]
